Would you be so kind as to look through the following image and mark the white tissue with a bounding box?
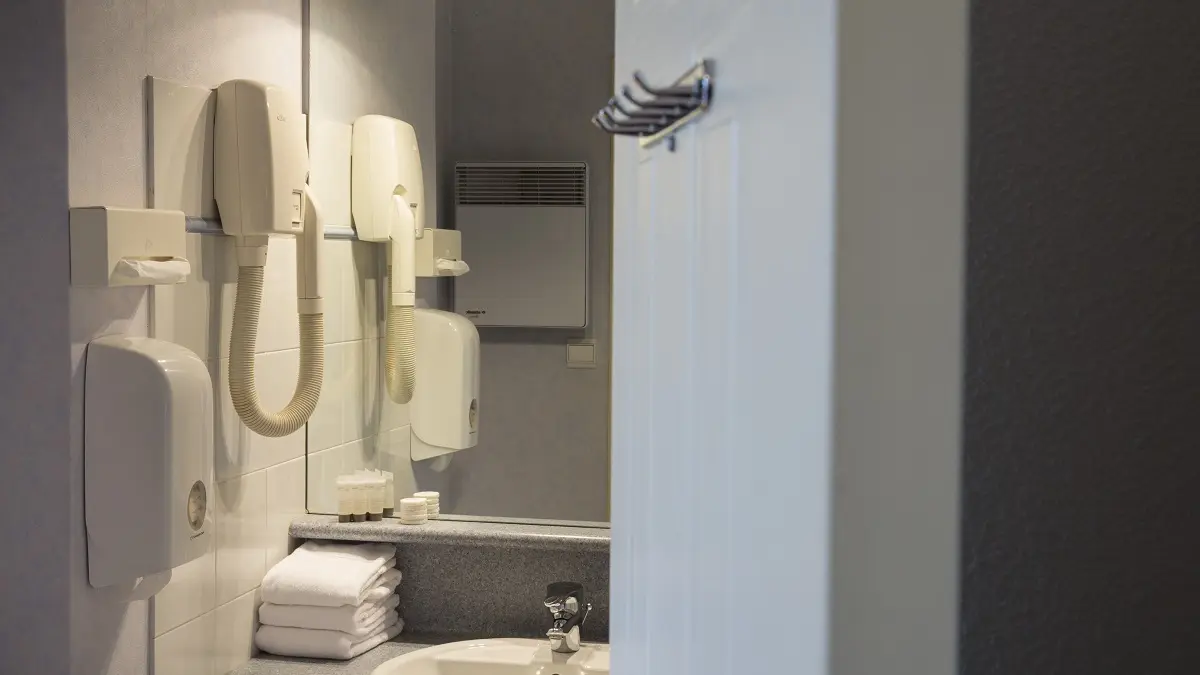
[435,258,469,276]
[113,257,191,284]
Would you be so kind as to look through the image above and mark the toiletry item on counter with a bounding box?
[256,619,405,660]
[398,497,428,525]
[359,471,385,521]
[259,594,400,635]
[336,471,391,522]
[352,479,368,522]
[414,491,440,519]
[262,541,397,607]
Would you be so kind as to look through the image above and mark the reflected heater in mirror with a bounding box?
[453,162,589,328]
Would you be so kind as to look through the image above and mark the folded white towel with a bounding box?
[363,568,402,604]
[259,595,400,635]
[261,541,398,608]
[255,616,404,660]
[345,609,398,639]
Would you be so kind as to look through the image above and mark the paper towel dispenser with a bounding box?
[84,336,214,589]
[410,309,480,461]
[415,229,468,277]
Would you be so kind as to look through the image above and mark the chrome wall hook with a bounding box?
[591,112,656,136]
[609,97,677,123]
[632,71,700,100]
[592,60,714,152]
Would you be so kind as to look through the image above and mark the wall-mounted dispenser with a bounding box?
[410,309,480,461]
[85,336,213,590]
[215,79,325,438]
[70,207,190,286]
[351,114,427,405]
[415,229,468,277]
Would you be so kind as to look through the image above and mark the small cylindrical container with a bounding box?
[351,480,368,522]
[367,478,384,521]
[415,491,440,519]
[398,497,428,525]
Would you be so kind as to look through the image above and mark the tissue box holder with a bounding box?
[70,207,191,287]
[415,229,467,277]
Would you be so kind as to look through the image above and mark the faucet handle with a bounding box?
[545,581,584,611]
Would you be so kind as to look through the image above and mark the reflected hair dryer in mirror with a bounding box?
[351,115,480,461]
[351,115,423,405]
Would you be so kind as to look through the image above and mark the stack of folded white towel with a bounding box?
[255,542,404,660]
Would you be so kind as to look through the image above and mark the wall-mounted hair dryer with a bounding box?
[351,115,425,404]
[214,79,325,437]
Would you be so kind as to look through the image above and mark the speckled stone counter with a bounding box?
[288,516,611,642]
[231,636,442,675]
[289,515,610,552]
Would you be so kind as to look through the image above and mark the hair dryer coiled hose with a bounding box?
[228,265,324,437]
[385,303,416,404]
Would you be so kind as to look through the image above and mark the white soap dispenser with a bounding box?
[410,308,481,461]
[84,336,214,589]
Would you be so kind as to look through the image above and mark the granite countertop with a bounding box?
[290,515,610,553]
[231,636,446,675]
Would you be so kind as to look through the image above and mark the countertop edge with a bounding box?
[289,515,610,552]
[233,636,444,675]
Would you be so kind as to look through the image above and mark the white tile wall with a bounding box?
[154,545,216,637]
[213,589,261,674]
[265,457,307,569]
[212,350,307,481]
[215,471,269,604]
[168,235,303,362]
[307,339,344,453]
[155,612,217,675]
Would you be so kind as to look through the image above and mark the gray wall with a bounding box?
[831,0,966,672]
[0,1,73,672]
[431,0,614,522]
[963,2,1200,673]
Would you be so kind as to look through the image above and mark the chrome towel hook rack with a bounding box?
[592,60,713,151]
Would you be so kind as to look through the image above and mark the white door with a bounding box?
[609,1,967,674]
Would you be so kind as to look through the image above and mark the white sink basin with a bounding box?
[372,639,610,675]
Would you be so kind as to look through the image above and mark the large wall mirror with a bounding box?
[303,0,615,525]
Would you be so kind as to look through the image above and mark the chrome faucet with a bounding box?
[544,581,592,653]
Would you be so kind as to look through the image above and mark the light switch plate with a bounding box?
[566,339,597,369]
